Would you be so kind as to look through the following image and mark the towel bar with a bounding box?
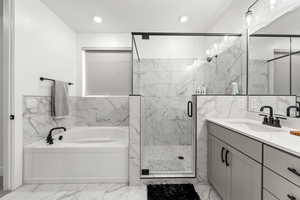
[40,77,74,85]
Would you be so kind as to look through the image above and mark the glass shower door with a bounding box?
[140,95,196,177]
[133,52,197,177]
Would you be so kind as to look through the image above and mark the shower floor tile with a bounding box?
[142,145,193,173]
[0,182,220,200]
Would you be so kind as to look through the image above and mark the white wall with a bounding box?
[0,0,3,177]
[208,0,252,33]
[76,33,131,96]
[14,0,77,187]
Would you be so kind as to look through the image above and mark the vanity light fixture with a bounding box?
[245,0,260,27]
[245,10,253,26]
[179,16,189,23]
[93,16,103,23]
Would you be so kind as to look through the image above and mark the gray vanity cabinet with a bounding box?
[228,145,261,200]
[208,135,230,200]
[208,123,262,200]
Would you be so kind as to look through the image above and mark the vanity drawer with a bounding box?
[264,145,300,187]
[207,122,262,163]
[264,167,300,200]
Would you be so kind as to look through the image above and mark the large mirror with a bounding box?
[248,6,300,118]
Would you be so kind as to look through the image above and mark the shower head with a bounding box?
[206,57,213,63]
[206,55,218,63]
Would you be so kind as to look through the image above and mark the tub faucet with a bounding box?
[46,127,66,145]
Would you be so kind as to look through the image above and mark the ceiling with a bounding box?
[256,6,300,35]
[40,0,233,33]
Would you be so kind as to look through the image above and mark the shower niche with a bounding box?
[132,33,245,178]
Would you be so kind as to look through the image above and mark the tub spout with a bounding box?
[46,127,67,145]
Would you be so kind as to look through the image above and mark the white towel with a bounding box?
[51,81,69,118]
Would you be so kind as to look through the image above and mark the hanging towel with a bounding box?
[51,81,69,118]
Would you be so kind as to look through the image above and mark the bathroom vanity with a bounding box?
[207,119,300,200]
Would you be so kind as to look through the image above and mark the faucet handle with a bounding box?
[259,114,268,117]
[275,116,287,120]
[259,114,269,125]
[274,116,287,128]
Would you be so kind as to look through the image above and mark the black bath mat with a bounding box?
[147,184,200,200]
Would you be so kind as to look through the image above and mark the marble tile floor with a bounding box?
[0,182,220,200]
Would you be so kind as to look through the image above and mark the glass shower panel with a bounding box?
[133,35,198,177]
[133,34,244,177]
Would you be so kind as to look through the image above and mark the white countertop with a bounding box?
[207,118,300,157]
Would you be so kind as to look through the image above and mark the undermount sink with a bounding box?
[227,121,285,133]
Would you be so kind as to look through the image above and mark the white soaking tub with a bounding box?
[24,127,129,184]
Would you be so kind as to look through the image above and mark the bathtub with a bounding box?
[24,127,129,184]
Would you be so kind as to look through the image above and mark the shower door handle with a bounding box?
[187,101,193,118]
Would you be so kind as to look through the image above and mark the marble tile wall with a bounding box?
[133,38,245,146]
[248,96,296,117]
[23,96,129,145]
[248,59,270,94]
[196,96,247,181]
[133,38,245,96]
[129,96,141,186]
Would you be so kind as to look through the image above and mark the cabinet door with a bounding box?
[208,135,230,200]
[228,146,261,200]
[263,190,278,200]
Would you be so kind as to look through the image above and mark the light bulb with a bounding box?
[245,10,253,26]
[270,0,277,9]
[206,50,211,56]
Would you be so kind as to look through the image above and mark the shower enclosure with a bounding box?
[132,33,245,178]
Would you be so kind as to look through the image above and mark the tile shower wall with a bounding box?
[248,60,270,94]
[248,96,296,116]
[23,96,129,145]
[196,96,247,182]
[133,39,245,146]
[133,39,245,96]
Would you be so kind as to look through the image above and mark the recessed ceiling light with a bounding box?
[179,16,189,23]
[93,16,103,23]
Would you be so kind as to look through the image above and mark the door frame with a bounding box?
[2,0,14,191]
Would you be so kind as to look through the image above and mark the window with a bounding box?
[83,49,132,96]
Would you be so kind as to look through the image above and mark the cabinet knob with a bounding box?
[221,147,225,163]
[225,150,230,167]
